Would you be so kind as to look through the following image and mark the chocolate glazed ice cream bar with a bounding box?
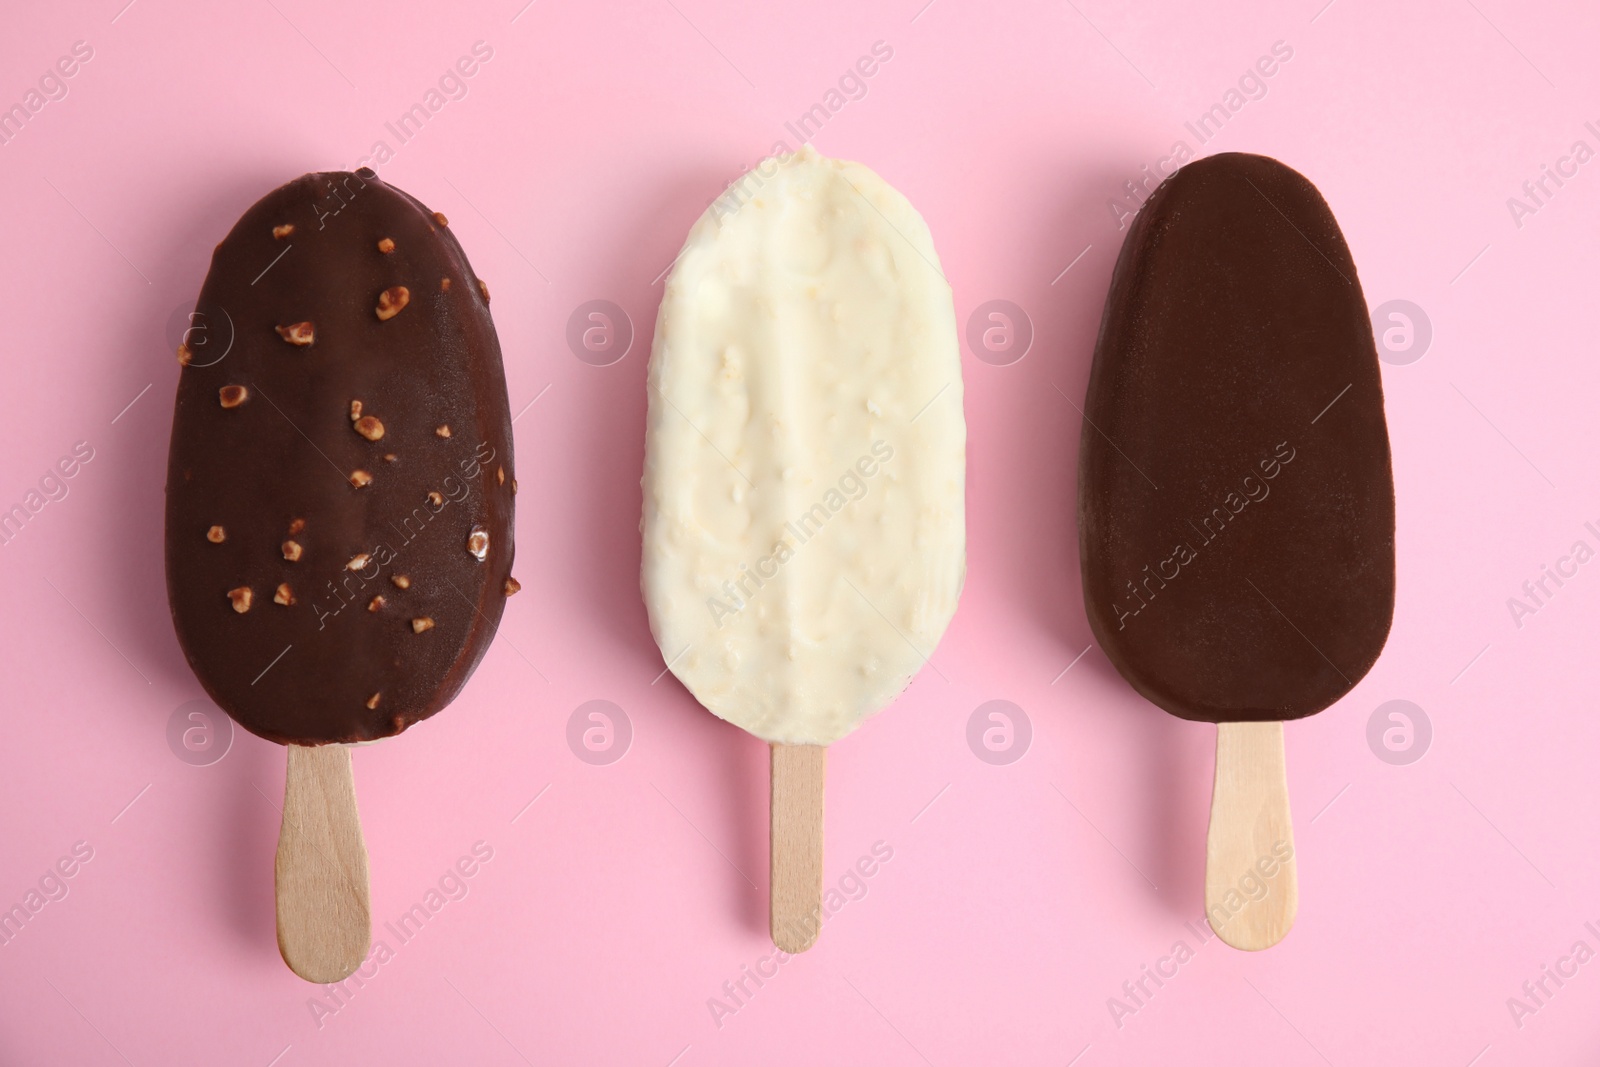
[1079,153,1394,950]
[165,170,516,982]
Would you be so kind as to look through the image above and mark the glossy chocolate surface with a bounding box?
[166,171,515,744]
[1080,153,1393,723]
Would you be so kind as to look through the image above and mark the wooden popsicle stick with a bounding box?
[1205,721,1298,951]
[770,743,826,953]
[276,744,371,983]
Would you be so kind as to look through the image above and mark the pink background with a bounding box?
[1,0,1596,1063]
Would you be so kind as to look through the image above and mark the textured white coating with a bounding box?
[641,147,966,745]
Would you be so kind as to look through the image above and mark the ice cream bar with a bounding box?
[165,170,515,747]
[164,170,515,981]
[642,147,964,949]
[1079,152,1393,948]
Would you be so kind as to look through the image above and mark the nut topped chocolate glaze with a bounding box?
[1079,152,1394,723]
[166,170,515,745]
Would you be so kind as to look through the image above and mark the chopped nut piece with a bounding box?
[411,617,435,633]
[384,453,397,463]
[273,224,294,239]
[219,385,248,408]
[282,539,302,561]
[432,211,448,226]
[274,583,295,606]
[440,277,452,292]
[349,400,363,421]
[366,693,382,710]
[477,278,491,304]
[347,553,372,572]
[391,574,411,589]
[504,577,521,596]
[275,321,315,346]
[435,424,451,438]
[510,478,518,495]
[427,491,443,507]
[497,465,505,486]
[206,525,226,544]
[177,342,193,366]
[355,415,385,441]
[377,237,396,254]
[228,586,253,613]
[350,469,373,488]
[376,286,410,320]
[368,595,386,612]
[467,526,489,562]
[287,518,305,535]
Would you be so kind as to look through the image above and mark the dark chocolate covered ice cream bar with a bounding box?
[1080,152,1394,724]
[1078,152,1394,950]
[166,170,516,746]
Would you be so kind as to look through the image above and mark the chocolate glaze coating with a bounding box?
[165,171,515,745]
[1079,153,1394,723]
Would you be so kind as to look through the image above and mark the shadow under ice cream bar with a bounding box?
[642,146,965,952]
[165,170,515,982]
[1079,152,1394,950]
